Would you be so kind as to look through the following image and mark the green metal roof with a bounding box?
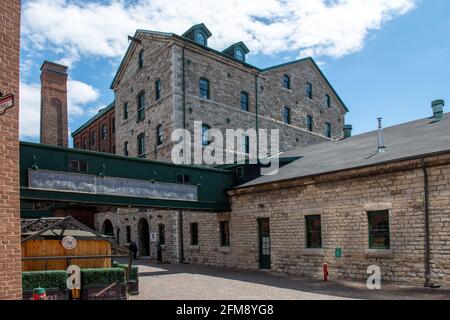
[71,101,115,137]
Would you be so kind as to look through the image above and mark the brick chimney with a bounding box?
[40,61,68,147]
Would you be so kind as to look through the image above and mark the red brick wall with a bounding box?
[40,61,69,147]
[0,0,22,300]
[73,107,115,154]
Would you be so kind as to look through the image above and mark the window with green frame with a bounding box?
[368,210,390,249]
[305,215,322,248]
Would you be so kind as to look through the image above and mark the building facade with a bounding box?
[73,24,348,162]
[0,0,22,300]
[72,102,116,153]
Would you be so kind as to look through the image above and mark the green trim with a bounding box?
[71,102,115,137]
[367,210,390,249]
[182,23,212,38]
[20,141,231,174]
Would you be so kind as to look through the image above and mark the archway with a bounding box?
[101,219,114,237]
[138,218,150,257]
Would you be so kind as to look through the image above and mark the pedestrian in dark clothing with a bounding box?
[129,241,138,260]
[156,241,162,263]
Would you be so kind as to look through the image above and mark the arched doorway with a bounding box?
[102,219,114,237]
[138,218,150,257]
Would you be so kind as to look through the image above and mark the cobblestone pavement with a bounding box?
[126,259,450,300]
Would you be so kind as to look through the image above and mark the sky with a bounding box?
[19,0,450,143]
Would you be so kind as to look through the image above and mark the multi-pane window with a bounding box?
[123,102,128,120]
[306,82,313,99]
[306,115,313,132]
[190,222,199,246]
[137,133,145,157]
[199,78,209,99]
[325,122,331,138]
[283,74,290,89]
[283,106,291,124]
[156,125,163,146]
[201,124,211,146]
[368,211,390,249]
[124,141,129,156]
[137,92,145,122]
[155,80,161,100]
[68,160,88,174]
[158,224,165,245]
[240,91,249,111]
[235,49,244,61]
[177,174,190,184]
[91,131,96,146]
[220,221,230,246]
[326,94,331,108]
[101,125,107,140]
[242,135,250,154]
[305,215,322,248]
[126,226,131,243]
[138,49,144,68]
[196,33,206,46]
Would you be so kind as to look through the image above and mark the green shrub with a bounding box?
[81,268,125,286]
[22,270,67,292]
[112,262,139,281]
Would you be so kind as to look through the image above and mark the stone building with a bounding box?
[0,0,22,300]
[93,102,450,287]
[72,102,116,153]
[40,61,69,147]
[73,23,348,162]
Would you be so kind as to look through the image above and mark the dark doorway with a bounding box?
[102,219,114,237]
[138,218,150,257]
[258,218,271,269]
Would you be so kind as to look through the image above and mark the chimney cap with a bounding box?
[431,99,445,107]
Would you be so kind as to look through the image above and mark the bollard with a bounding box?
[323,263,329,281]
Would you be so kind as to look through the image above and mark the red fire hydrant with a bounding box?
[323,263,329,281]
[33,288,47,300]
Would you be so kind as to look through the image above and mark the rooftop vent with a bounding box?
[431,99,444,121]
[377,118,386,153]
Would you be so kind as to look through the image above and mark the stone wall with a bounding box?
[0,0,22,300]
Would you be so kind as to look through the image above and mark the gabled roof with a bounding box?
[262,57,349,113]
[237,112,450,189]
[222,41,250,55]
[182,23,212,38]
[71,101,115,137]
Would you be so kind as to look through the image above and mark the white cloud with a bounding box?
[19,79,99,139]
[22,0,417,64]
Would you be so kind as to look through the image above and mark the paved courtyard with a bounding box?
[124,259,450,300]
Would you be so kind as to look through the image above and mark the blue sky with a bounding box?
[19,0,450,143]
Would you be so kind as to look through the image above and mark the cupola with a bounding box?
[222,42,249,62]
[182,23,212,47]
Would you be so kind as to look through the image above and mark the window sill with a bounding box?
[364,249,393,259]
[218,246,231,253]
[190,245,200,251]
[301,248,325,256]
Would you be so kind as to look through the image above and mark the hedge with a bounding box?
[81,268,126,286]
[112,262,139,281]
[22,270,67,291]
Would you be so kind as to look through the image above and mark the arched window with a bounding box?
[201,124,211,146]
[235,49,244,61]
[124,141,129,156]
[101,124,107,140]
[102,219,114,236]
[240,92,249,111]
[196,33,206,46]
[137,133,145,157]
[242,135,250,154]
[199,78,209,99]
[306,115,313,132]
[283,107,291,124]
[91,131,96,146]
[156,125,163,146]
[283,74,290,89]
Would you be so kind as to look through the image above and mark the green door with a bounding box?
[258,218,271,269]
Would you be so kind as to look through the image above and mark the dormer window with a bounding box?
[196,33,206,46]
[235,49,244,61]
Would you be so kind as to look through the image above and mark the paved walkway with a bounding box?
[125,259,450,300]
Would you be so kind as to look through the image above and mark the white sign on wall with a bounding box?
[62,236,77,250]
[150,232,157,242]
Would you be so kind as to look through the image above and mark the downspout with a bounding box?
[182,46,186,130]
[179,210,185,263]
[421,158,438,288]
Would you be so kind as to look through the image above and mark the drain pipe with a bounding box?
[421,158,439,288]
[179,210,185,263]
